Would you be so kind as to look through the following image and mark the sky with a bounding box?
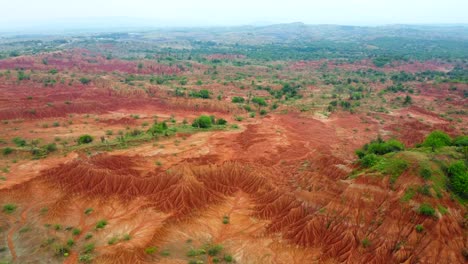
[1,0,467,30]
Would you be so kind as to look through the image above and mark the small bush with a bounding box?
[79,78,91,85]
[83,243,95,253]
[252,97,267,107]
[78,135,93,145]
[44,143,57,153]
[418,203,435,216]
[12,137,26,147]
[223,255,233,262]
[147,122,168,137]
[207,244,224,256]
[216,118,227,125]
[360,154,380,168]
[3,204,17,214]
[231,96,245,103]
[95,220,107,229]
[145,246,158,254]
[361,238,371,248]
[415,224,424,233]
[2,147,13,156]
[419,166,432,180]
[192,115,212,128]
[72,228,81,236]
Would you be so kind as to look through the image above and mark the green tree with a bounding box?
[403,95,412,105]
[422,130,452,151]
[192,115,212,128]
[77,135,93,145]
[252,97,267,109]
[447,161,468,198]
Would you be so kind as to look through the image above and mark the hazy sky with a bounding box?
[1,0,467,27]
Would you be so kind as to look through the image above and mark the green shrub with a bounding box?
[2,147,13,156]
[260,109,268,115]
[2,204,17,214]
[419,166,432,180]
[223,255,233,262]
[145,247,158,255]
[231,96,245,103]
[216,118,227,125]
[453,135,468,147]
[447,161,468,198]
[192,115,212,128]
[422,130,452,151]
[83,243,95,253]
[79,78,91,85]
[207,244,223,256]
[190,89,210,99]
[418,203,435,216]
[366,139,404,155]
[415,224,424,233]
[77,135,93,145]
[44,143,57,153]
[361,238,371,248]
[147,122,168,137]
[252,97,267,107]
[12,137,26,147]
[72,228,81,236]
[360,154,380,167]
[95,220,107,229]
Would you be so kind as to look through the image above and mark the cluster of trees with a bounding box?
[356,137,405,167]
[355,131,467,199]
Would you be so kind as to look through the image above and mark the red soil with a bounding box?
[0,50,182,75]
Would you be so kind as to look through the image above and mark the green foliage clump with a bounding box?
[422,130,452,151]
[12,137,26,147]
[231,96,245,103]
[415,224,424,233]
[360,153,380,168]
[216,118,227,125]
[95,220,107,229]
[3,204,17,214]
[447,161,467,198]
[207,244,224,256]
[79,77,91,85]
[361,237,371,248]
[190,89,210,99]
[192,115,212,128]
[419,166,432,180]
[418,203,435,216]
[252,97,267,107]
[77,135,93,145]
[147,122,168,137]
[145,247,158,255]
[2,147,13,156]
[365,139,405,156]
[453,135,468,147]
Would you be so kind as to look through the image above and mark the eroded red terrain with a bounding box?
[0,53,466,264]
